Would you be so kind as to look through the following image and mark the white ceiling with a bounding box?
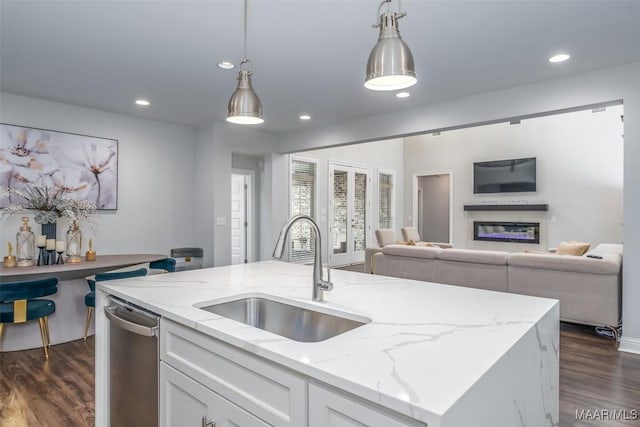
[2,0,640,135]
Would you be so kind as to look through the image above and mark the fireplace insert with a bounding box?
[473,221,539,244]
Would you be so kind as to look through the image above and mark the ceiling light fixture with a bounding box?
[217,61,235,70]
[395,92,410,98]
[226,0,263,125]
[299,115,311,120]
[135,99,150,106]
[364,0,416,91]
[548,53,570,63]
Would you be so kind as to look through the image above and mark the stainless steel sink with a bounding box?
[200,296,369,342]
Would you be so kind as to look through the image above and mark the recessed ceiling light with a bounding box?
[217,61,235,70]
[135,99,150,106]
[548,53,570,63]
[396,92,410,98]
[299,115,311,120]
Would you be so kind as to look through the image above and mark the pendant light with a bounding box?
[226,0,263,124]
[364,0,416,91]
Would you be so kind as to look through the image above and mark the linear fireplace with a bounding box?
[473,221,540,244]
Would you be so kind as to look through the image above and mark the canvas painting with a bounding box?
[0,123,118,209]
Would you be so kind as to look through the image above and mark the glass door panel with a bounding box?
[329,164,371,267]
[332,169,348,255]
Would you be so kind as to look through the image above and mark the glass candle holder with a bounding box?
[65,221,83,263]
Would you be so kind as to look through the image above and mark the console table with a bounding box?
[0,254,167,352]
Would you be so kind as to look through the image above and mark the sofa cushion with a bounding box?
[375,229,396,247]
[382,244,442,259]
[556,241,590,256]
[508,252,620,275]
[437,249,508,265]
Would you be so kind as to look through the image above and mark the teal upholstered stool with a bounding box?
[0,277,58,359]
[84,268,147,340]
[149,258,176,273]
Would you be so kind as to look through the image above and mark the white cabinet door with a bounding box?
[160,362,270,427]
[309,384,425,427]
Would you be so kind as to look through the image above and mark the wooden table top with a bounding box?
[0,254,167,282]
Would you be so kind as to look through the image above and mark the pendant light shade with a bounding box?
[364,1,416,91]
[227,67,263,124]
[226,0,264,125]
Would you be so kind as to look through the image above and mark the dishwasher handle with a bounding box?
[105,306,158,337]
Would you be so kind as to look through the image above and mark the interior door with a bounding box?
[329,163,371,267]
[416,173,451,243]
[231,174,246,265]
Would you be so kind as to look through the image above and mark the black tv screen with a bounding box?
[473,157,537,194]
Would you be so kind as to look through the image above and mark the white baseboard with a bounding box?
[618,336,640,354]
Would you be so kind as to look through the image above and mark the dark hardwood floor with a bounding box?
[0,324,638,426]
[0,337,95,427]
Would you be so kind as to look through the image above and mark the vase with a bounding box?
[41,221,57,240]
[65,220,83,263]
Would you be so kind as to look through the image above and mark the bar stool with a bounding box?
[0,277,58,359]
[170,247,203,271]
[83,268,147,340]
[149,257,176,273]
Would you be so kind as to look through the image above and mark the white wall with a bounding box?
[278,139,404,264]
[0,92,196,256]
[275,61,640,352]
[403,105,624,250]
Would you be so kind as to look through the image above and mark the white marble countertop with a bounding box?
[97,260,558,425]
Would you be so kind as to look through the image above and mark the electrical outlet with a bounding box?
[216,217,227,226]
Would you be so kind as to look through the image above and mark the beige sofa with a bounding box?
[372,243,622,327]
[364,229,453,274]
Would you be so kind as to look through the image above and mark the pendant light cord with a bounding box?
[243,0,248,63]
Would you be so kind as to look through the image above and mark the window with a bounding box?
[290,157,317,264]
[378,172,394,229]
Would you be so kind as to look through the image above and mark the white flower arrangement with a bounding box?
[0,184,97,224]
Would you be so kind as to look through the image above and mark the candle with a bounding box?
[37,235,47,247]
[55,241,65,252]
[46,239,56,250]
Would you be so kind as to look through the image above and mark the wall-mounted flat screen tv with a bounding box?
[473,157,537,194]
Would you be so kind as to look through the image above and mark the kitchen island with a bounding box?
[95,260,559,427]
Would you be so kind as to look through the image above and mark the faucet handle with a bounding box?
[320,267,334,291]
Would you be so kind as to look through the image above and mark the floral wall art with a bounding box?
[0,124,118,210]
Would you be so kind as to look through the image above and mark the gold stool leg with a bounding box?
[38,318,49,360]
[44,316,51,347]
[83,307,94,340]
[0,323,4,341]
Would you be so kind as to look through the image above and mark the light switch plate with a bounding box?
[216,217,227,226]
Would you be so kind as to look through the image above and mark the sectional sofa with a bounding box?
[371,243,623,328]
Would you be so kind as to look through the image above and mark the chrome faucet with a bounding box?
[273,215,333,302]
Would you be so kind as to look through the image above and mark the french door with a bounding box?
[328,163,371,267]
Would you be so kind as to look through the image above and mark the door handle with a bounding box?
[104,306,158,337]
[202,417,217,427]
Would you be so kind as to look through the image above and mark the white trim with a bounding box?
[619,336,640,354]
[412,170,454,244]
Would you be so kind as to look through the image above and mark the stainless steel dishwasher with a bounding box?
[105,297,159,427]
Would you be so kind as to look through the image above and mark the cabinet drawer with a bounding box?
[161,318,306,426]
[161,362,269,427]
[309,383,426,427]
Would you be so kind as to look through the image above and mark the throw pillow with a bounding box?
[416,242,435,247]
[556,241,591,256]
